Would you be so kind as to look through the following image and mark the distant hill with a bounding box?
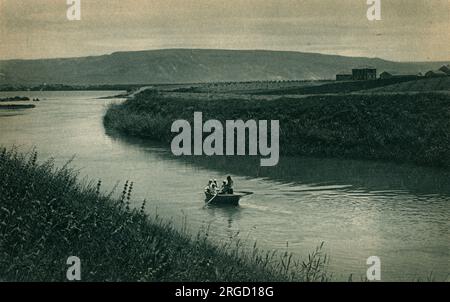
[0,49,447,85]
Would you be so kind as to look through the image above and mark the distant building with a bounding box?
[379,71,418,80]
[379,71,393,79]
[425,70,448,78]
[438,65,450,76]
[336,73,353,81]
[352,67,377,80]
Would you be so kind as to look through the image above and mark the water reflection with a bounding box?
[205,205,242,239]
[106,130,450,197]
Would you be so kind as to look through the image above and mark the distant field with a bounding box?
[249,77,421,95]
[158,76,427,96]
[153,77,428,95]
[161,77,440,98]
[151,80,333,95]
[365,77,450,93]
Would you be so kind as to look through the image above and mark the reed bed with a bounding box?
[104,91,450,169]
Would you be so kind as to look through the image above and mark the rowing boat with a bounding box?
[204,191,253,206]
[205,193,240,206]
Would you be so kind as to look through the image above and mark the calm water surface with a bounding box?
[0,91,449,281]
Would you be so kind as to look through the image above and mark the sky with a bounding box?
[0,0,449,61]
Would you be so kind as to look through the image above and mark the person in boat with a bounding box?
[204,179,214,196]
[226,176,234,194]
[219,180,229,194]
[211,181,218,194]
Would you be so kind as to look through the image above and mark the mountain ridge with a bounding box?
[0,49,447,85]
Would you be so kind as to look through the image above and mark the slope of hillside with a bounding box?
[0,49,446,85]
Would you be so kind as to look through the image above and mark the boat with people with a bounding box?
[204,176,253,206]
[204,192,242,206]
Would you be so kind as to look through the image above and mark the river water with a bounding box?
[0,91,449,281]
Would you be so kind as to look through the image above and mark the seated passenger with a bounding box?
[220,180,230,194]
[226,176,234,194]
[211,182,218,194]
[204,179,214,195]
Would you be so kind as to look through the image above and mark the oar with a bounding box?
[204,193,218,207]
[235,191,254,196]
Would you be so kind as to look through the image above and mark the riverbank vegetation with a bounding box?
[104,91,450,169]
[0,104,35,109]
[0,96,30,102]
[0,148,330,281]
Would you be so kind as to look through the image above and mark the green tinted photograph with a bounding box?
[0,0,449,289]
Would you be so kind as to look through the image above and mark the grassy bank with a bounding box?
[0,148,330,282]
[104,90,450,168]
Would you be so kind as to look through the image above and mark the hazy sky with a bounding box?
[1,0,449,61]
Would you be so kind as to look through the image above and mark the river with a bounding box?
[0,91,449,281]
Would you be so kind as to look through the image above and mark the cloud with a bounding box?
[0,0,449,61]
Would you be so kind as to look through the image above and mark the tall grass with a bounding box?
[0,147,331,282]
[104,91,450,168]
